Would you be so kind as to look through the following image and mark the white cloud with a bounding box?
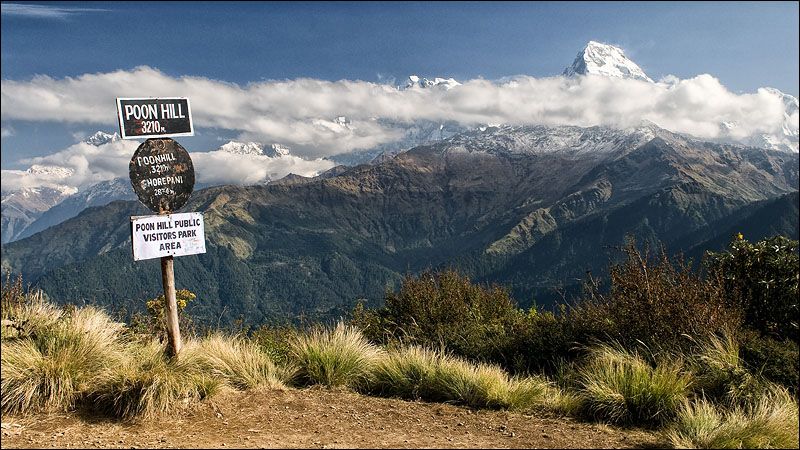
[1,3,108,19]
[1,125,14,137]
[191,152,334,186]
[1,66,793,159]
[0,138,334,194]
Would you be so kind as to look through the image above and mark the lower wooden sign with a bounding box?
[131,212,206,261]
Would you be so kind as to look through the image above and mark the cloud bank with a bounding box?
[1,67,797,193]
[2,67,796,159]
[0,139,334,194]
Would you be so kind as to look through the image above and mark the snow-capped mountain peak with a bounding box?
[563,41,653,83]
[217,141,291,157]
[716,88,798,153]
[26,164,74,178]
[266,143,291,157]
[84,131,121,146]
[405,75,461,90]
[218,141,265,156]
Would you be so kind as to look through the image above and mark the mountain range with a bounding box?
[2,122,796,325]
[1,41,797,326]
[2,42,796,244]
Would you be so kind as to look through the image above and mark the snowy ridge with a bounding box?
[219,141,265,156]
[1,185,76,204]
[84,131,120,146]
[267,143,291,157]
[26,164,74,178]
[716,88,798,153]
[217,141,291,157]
[563,41,653,83]
[442,123,661,157]
[404,75,462,90]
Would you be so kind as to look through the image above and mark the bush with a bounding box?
[250,324,297,367]
[90,340,222,420]
[1,305,126,414]
[706,235,799,341]
[569,241,742,353]
[290,322,382,389]
[128,289,199,340]
[577,344,693,425]
[738,330,798,395]
[353,269,528,368]
[510,307,577,374]
[665,385,799,449]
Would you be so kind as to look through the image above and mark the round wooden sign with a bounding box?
[129,138,195,213]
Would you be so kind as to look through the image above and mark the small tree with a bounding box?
[567,239,742,352]
[706,234,799,342]
[130,289,198,339]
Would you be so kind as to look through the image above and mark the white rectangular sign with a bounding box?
[131,212,206,261]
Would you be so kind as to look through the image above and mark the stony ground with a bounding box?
[1,387,663,449]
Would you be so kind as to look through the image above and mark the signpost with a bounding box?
[129,138,195,213]
[131,213,206,261]
[119,97,202,358]
[117,98,193,140]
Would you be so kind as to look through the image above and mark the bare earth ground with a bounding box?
[1,387,662,449]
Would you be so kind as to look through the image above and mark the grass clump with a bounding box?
[577,343,692,425]
[290,322,383,389]
[665,385,799,449]
[197,334,291,390]
[369,345,439,399]
[689,333,764,405]
[1,297,63,341]
[89,340,222,421]
[368,345,548,411]
[1,305,126,414]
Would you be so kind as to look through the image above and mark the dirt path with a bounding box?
[1,387,662,449]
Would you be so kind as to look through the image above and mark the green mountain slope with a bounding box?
[2,125,798,325]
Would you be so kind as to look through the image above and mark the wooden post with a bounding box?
[160,254,182,357]
[160,205,181,358]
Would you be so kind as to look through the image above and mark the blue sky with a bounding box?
[3,2,798,89]
[1,1,798,174]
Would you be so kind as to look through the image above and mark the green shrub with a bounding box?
[353,270,527,368]
[250,324,297,367]
[577,344,693,425]
[706,235,798,341]
[90,340,222,420]
[507,307,575,374]
[290,322,382,388]
[128,289,199,340]
[1,305,126,414]
[665,385,799,449]
[739,330,798,394]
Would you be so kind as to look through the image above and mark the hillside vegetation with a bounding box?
[2,127,798,327]
[1,235,798,449]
